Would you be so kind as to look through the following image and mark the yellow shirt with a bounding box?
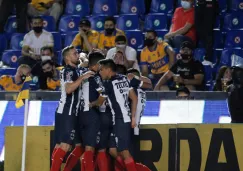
[72,30,100,52]
[140,42,169,74]
[98,28,125,50]
[31,0,54,11]
[46,67,62,91]
[0,75,22,91]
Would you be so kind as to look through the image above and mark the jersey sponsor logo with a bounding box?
[115,81,129,89]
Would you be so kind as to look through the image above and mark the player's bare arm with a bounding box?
[129,88,138,128]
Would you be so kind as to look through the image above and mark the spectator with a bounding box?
[40,60,61,90]
[106,35,140,70]
[213,66,232,91]
[176,86,191,99]
[98,16,125,54]
[140,30,175,86]
[72,19,99,53]
[154,41,204,91]
[0,65,31,91]
[164,0,196,49]
[27,0,62,23]
[0,0,27,33]
[19,16,54,68]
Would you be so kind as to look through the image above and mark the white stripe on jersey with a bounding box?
[82,81,90,111]
[134,89,146,135]
[68,92,75,115]
[111,79,131,123]
[57,70,67,113]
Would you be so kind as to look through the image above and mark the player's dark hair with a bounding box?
[62,45,75,59]
[127,68,140,77]
[146,29,157,37]
[41,46,53,54]
[31,16,43,23]
[41,60,54,67]
[176,86,190,96]
[88,51,105,67]
[105,16,116,25]
[98,59,116,72]
[116,64,127,75]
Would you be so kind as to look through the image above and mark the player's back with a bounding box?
[104,74,131,123]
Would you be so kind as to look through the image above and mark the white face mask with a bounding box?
[181,1,191,9]
[116,44,126,49]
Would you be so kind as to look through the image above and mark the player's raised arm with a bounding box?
[129,88,138,128]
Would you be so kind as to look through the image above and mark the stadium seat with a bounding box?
[212,49,223,64]
[144,14,167,30]
[2,50,21,68]
[224,30,243,48]
[0,68,17,76]
[41,15,56,32]
[51,32,62,51]
[88,15,107,32]
[120,0,145,16]
[218,0,228,13]
[203,64,213,90]
[64,31,79,47]
[223,12,243,30]
[117,14,139,31]
[220,48,243,66]
[194,48,205,62]
[231,0,243,11]
[4,15,17,34]
[58,15,81,33]
[214,16,221,30]
[125,30,144,49]
[150,0,174,14]
[0,34,7,54]
[92,0,117,16]
[55,51,63,66]
[10,33,25,50]
[65,0,90,16]
[213,30,225,49]
[156,30,168,41]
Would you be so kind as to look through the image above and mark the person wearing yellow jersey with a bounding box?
[98,16,125,54]
[72,19,99,53]
[141,30,175,86]
[0,65,31,91]
[41,60,61,91]
[28,0,62,23]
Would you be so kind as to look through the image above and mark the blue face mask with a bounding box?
[181,1,191,9]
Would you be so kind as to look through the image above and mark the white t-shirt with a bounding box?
[22,29,54,55]
[106,46,140,71]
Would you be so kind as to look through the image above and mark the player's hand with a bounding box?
[127,73,135,80]
[89,101,95,108]
[164,33,174,40]
[79,29,86,37]
[131,117,136,128]
[174,76,184,84]
[82,71,95,80]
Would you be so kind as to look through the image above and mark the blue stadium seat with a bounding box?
[212,49,223,64]
[150,0,174,14]
[0,68,17,76]
[214,16,221,30]
[203,64,213,82]
[144,14,167,30]
[220,48,243,66]
[4,15,17,34]
[10,33,25,50]
[88,15,107,31]
[218,0,228,13]
[64,31,79,47]
[231,0,243,11]
[213,30,225,49]
[224,30,243,48]
[223,12,243,30]
[2,50,21,68]
[51,32,62,51]
[120,0,145,16]
[125,30,144,49]
[156,30,168,41]
[41,15,56,32]
[194,48,205,62]
[65,0,90,16]
[0,34,7,54]
[58,15,81,33]
[55,51,63,66]
[117,14,139,31]
[92,0,117,16]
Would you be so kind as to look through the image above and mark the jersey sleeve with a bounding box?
[98,33,104,49]
[140,49,148,65]
[72,33,81,47]
[22,34,31,47]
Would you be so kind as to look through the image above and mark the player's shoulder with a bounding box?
[90,29,99,36]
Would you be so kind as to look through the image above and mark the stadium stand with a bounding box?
[41,16,56,32]
[150,0,174,14]
[10,33,25,50]
[65,0,90,16]
[58,15,81,33]
[2,50,21,68]
[144,13,168,30]
[92,0,118,16]
[116,14,140,31]
[88,15,107,32]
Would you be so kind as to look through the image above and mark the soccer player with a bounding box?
[99,59,138,171]
[50,46,94,171]
[80,51,107,171]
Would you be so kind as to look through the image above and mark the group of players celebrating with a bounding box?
[50,45,152,171]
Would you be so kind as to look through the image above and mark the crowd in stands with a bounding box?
[0,0,241,93]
